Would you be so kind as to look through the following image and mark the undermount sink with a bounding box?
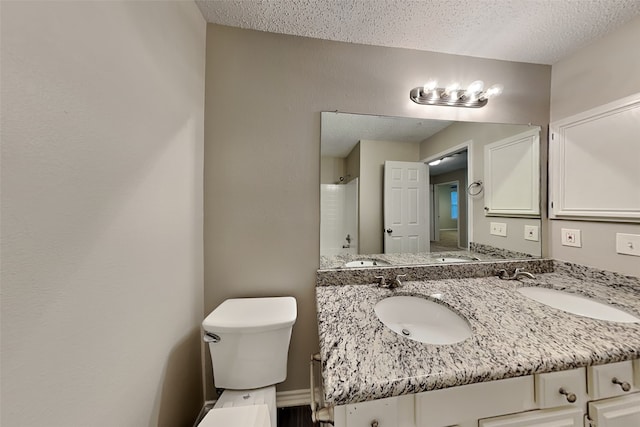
[344,259,391,267]
[518,287,640,323]
[374,296,472,345]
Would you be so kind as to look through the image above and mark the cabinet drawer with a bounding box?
[535,368,586,408]
[343,395,414,427]
[479,407,583,426]
[588,360,637,400]
[415,376,535,427]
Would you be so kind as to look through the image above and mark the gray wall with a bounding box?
[1,2,206,426]
[431,168,468,247]
[437,183,461,230]
[550,16,640,276]
[421,122,542,256]
[359,139,421,254]
[203,24,551,396]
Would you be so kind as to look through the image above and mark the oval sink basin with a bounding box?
[518,287,640,323]
[374,296,472,345]
[344,259,391,267]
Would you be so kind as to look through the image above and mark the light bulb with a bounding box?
[428,159,441,166]
[445,82,460,94]
[484,84,504,99]
[465,80,484,99]
[423,79,438,92]
[444,82,460,102]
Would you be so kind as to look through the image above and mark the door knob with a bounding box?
[385,228,393,234]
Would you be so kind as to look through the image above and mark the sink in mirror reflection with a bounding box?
[343,259,391,267]
[518,287,640,323]
[436,256,481,263]
[319,112,543,270]
[374,295,473,345]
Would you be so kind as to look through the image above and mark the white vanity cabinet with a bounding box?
[535,368,587,410]
[587,393,640,426]
[414,376,536,427]
[333,395,415,427]
[329,360,640,427]
[587,361,638,400]
[478,407,583,427]
[584,360,640,427]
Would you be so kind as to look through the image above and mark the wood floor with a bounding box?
[277,405,315,426]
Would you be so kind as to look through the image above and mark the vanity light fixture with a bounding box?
[428,159,442,166]
[410,80,503,108]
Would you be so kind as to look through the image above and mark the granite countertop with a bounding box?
[316,266,640,406]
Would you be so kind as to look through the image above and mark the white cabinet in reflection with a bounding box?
[483,128,540,217]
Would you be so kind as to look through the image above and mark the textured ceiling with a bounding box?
[196,0,640,65]
[321,113,453,158]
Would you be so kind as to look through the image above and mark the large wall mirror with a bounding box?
[320,112,543,269]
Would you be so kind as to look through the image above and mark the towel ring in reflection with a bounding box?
[467,180,483,196]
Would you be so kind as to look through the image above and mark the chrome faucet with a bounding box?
[394,274,407,288]
[375,274,407,289]
[497,268,536,280]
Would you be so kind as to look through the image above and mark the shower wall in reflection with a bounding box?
[320,178,358,256]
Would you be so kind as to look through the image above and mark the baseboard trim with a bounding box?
[276,388,311,407]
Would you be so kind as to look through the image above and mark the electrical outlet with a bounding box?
[490,222,507,237]
[616,233,640,257]
[524,225,539,241]
[561,228,582,247]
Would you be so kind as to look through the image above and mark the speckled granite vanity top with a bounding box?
[316,263,640,406]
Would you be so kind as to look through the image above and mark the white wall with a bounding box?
[550,16,640,276]
[1,2,206,426]
[203,24,550,398]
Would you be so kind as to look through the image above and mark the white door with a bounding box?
[588,393,640,426]
[383,161,429,254]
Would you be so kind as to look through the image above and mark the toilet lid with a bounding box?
[198,404,270,427]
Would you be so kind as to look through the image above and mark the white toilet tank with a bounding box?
[202,297,297,390]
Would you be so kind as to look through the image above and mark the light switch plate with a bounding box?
[490,222,507,237]
[561,228,582,247]
[616,233,640,257]
[524,225,539,241]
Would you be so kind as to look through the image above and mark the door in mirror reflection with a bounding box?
[383,161,429,253]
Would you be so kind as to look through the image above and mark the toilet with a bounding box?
[199,296,297,427]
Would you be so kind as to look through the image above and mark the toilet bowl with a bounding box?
[200,297,297,427]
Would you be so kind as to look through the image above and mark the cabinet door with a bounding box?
[483,128,540,217]
[588,393,640,427]
[549,92,640,221]
[479,407,582,427]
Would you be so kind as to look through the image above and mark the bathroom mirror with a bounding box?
[320,112,542,269]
